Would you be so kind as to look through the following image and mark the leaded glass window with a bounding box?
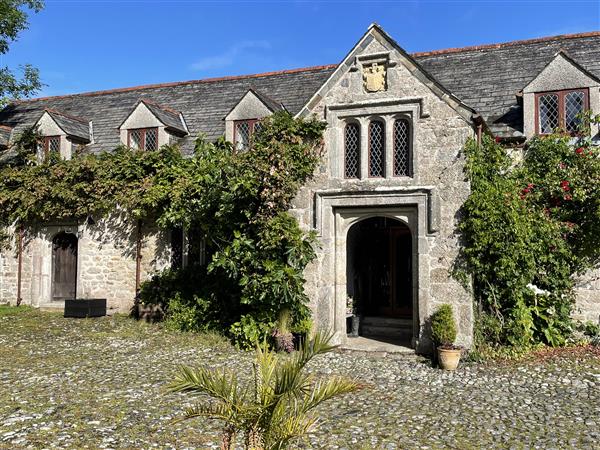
[565,91,585,133]
[368,120,385,177]
[538,93,559,134]
[128,128,158,151]
[344,122,360,178]
[536,89,588,135]
[234,119,261,151]
[45,136,61,154]
[393,119,410,176]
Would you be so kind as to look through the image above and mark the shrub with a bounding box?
[430,304,457,347]
[168,333,362,449]
[456,114,600,349]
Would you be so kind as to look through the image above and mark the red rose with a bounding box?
[495,136,501,143]
[560,180,570,191]
[575,147,584,155]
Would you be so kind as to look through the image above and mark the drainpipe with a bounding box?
[477,123,483,147]
[134,219,142,312]
[16,224,23,306]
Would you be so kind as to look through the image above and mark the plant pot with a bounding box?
[437,346,461,371]
[350,315,360,338]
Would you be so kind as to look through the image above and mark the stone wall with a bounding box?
[0,214,171,313]
[574,268,600,324]
[291,29,476,350]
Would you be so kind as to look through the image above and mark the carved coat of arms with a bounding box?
[363,63,386,92]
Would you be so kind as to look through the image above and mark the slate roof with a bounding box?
[0,125,11,148]
[0,66,336,155]
[44,109,91,142]
[414,32,600,137]
[0,31,599,151]
[250,89,286,113]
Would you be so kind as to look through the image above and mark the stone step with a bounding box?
[361,324,413,339]
[361,316,412,328]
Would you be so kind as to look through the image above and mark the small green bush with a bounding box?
[430,304,457,346]
[229,314,274,350]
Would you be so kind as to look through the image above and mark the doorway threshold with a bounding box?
[341,335,413,353]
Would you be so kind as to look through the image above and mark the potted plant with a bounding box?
[347,295,360,338]
[430,304,461,370]
[272,309,294,353]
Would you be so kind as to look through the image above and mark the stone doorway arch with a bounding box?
[347,216,413,318]
[335,207,426,348]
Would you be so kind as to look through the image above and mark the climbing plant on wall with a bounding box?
[456,113,600,350]
[0,112,326,347]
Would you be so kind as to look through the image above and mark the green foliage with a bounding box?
[168,332,363,449]
[163,293,216,333]
[0,112,325,347]
[430,304,457,346]
[145,112,325,347]
[229,314,275,350]
[457,114,600,351]
[0,1,44,105]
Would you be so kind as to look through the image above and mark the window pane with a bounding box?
[145,128,158,151]
[369,120,385,177]
[253,121,263,137]
[539,94,559,134]
[344,123,360,178]
[565,91,585,133]
[130,129,143,150]
[235,121,250,151]
[48,137,60,154]
[393,119,410,176]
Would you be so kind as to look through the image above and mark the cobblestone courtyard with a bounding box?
[1,307,599,449]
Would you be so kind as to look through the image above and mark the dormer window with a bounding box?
[535,89,589,135]
[119,99,187,151]
[127,127,158,151]
[234,119,260,151]
[33,109,91,161]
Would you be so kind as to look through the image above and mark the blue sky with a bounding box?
[2,0,599,97]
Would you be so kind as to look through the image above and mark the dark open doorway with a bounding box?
[346,217,412,342]
[52,232,78,301]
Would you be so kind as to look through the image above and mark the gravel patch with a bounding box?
[0,307,599,449]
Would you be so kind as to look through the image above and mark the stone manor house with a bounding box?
[0,24,599,351]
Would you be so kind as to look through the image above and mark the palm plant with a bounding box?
[168,332,363,449]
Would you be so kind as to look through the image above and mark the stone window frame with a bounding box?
[327,99,423,181]
[343,119,361,179]
[534,88,589,135]
[367,117,386,178]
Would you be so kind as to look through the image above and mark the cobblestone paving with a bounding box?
[1,307,599,449]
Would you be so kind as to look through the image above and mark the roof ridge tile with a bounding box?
[17,64,339,104]
[412,31,600,58]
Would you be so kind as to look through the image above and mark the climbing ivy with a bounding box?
[457,113,600,350]
[0,112,325,347]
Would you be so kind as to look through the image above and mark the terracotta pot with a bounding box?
[437,347,461,371]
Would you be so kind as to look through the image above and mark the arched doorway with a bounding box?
[52,232,78,301]
[346,217,412,342]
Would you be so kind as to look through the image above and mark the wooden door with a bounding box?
[379,227,412,317]
[52,233,78,301]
